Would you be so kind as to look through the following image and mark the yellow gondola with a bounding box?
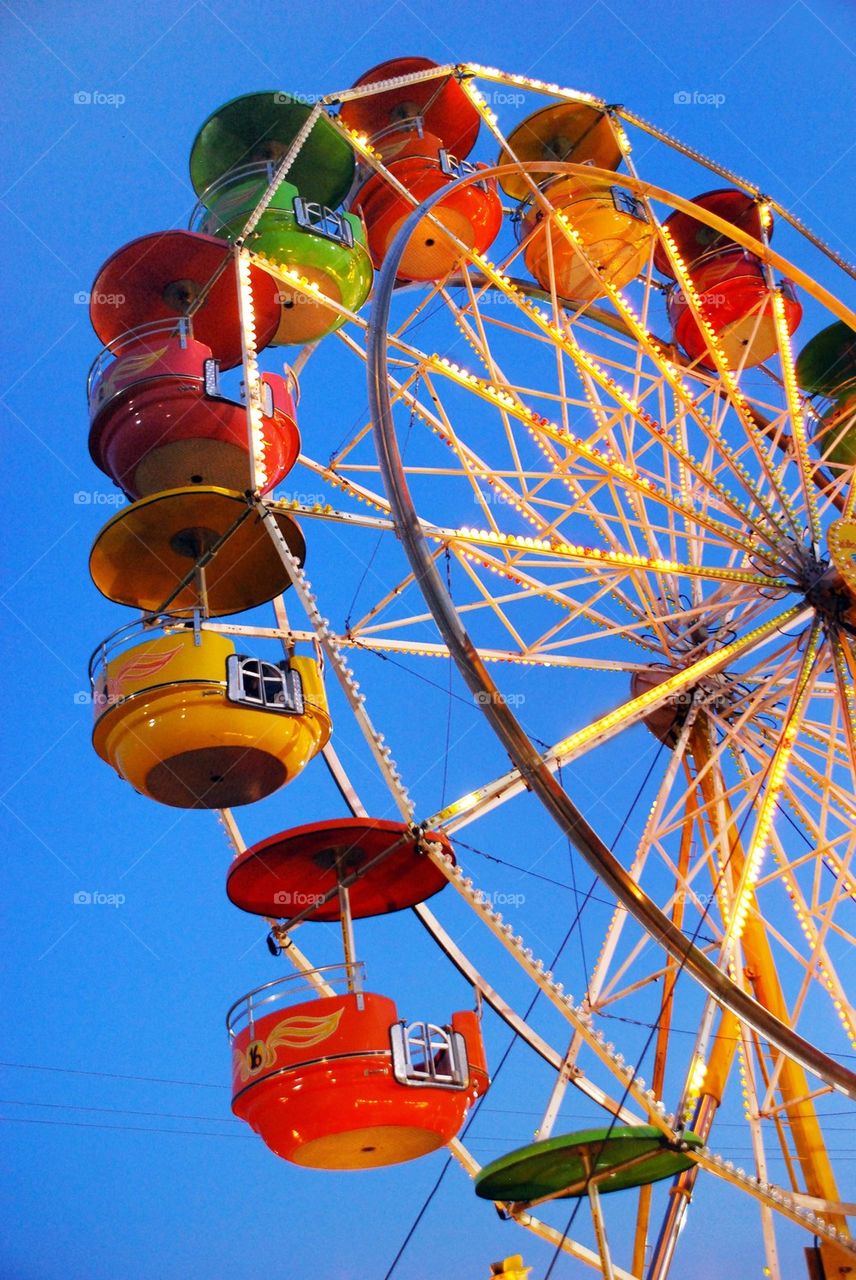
[92,628,331,808]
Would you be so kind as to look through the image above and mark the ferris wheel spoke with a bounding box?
[474,225,803,552]
[556,716,700,1087]
[755,847,853,1049]
[733,714,856,836]
[724,741,856,1049]
[615,203,814,542]
[829,630,856,783]
[283,463,659,657]
[771,289,822,545]
[604,289,803,550]
[330,311,809,669]
[693,777,854,1066]
[711,623,823,956]
[662,734,850,1254]
[397,240,800,562]
[447,529,791,592]
[419,837,688,1133]
[429,603,809,833]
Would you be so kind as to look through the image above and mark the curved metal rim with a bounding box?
[366,163,856,1101]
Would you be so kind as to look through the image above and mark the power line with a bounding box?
[0,1115,248,1139]
[0,1062,227,1089]
[0,1097,239,1124]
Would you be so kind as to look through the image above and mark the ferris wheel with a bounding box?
[82,57,856,1280]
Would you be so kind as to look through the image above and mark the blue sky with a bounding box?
[1,2,855,1278]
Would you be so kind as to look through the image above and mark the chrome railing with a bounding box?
[88,614,202,693]
[226,962,366,1041]
[189,160,290,235]
[87,317,194,406]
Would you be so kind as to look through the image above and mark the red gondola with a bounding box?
[342,58,501,281]
[340,56,481,160]
[665,248,801,370]
[653,188,766,278]
[655,190,801,369]
[88,327,300,498]
[89,230,281,369]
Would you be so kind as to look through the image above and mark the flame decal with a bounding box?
[100,345,169,396]
[110,643,183,695]
[233,1007,344,1083]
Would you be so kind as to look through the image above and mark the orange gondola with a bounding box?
[350,137,502,281]
[228,968,488,1168]
[342,58,502,281]
[498,102,652,303]
[89,486,305,616]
